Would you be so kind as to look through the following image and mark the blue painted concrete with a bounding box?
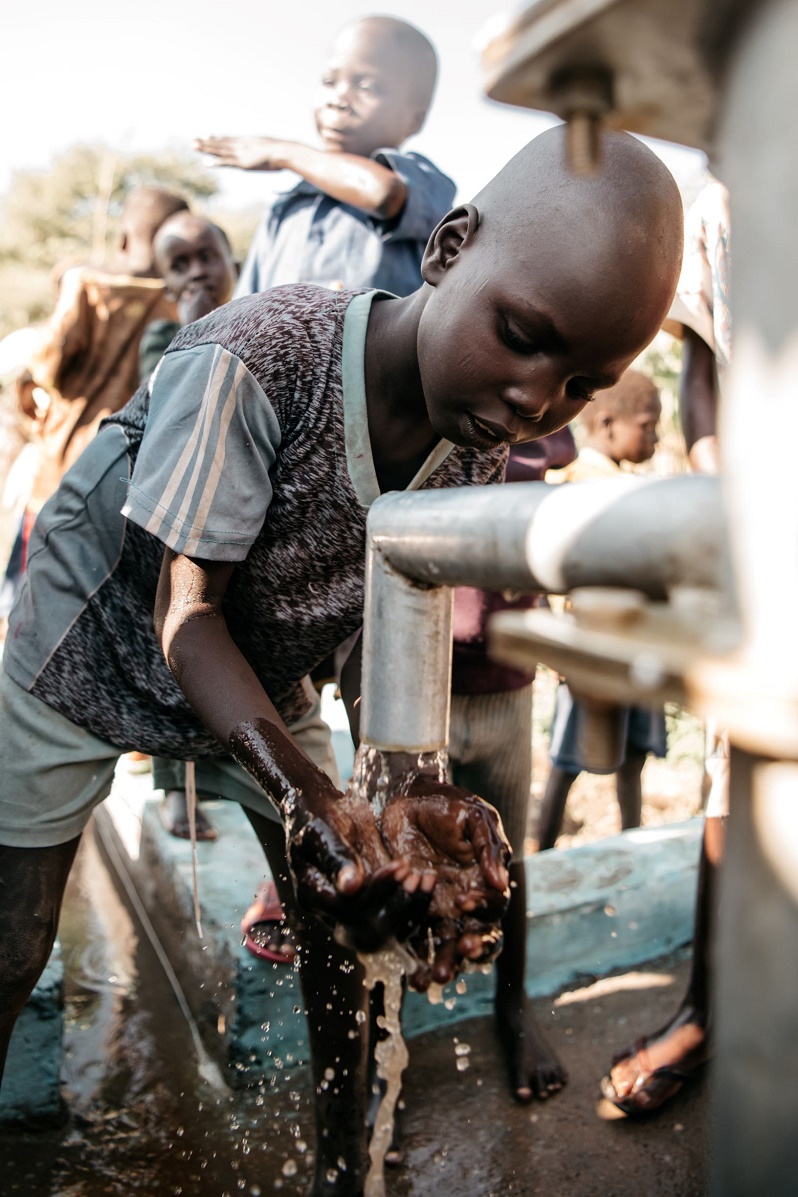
[0,944,64,1126]
[94,767,702,1084]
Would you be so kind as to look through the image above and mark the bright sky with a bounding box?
[3,0,704,208]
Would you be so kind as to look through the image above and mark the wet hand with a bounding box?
[194,135,288,172]
[378,778,511,988]
[288,793,437,954]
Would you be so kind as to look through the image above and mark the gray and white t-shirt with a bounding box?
[5,285,507,758]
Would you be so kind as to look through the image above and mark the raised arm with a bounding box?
[194,136,406,220]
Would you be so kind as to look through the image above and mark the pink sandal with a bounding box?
[241,880,296,965]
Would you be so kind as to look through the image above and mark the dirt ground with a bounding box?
[394,952,709,1197]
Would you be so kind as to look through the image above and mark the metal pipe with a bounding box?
[359,473,724,752]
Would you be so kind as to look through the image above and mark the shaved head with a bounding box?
[153,211,231,263]
[413,125,683,449]
[120,187,189,247]
[334,15,438,112]
[470,125,684,344]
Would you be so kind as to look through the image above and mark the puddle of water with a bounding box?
[0,829,317,1197]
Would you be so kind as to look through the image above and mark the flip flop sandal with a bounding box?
[600,1036,708,1117]
[241,880,296,965]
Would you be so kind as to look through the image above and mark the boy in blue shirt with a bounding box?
[196,15,455,299]
[0,128,683,1195]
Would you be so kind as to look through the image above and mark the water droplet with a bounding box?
[355,1009,367,1024]
[282,1159,298,1177]
[337,1157,347,1171]
[455,978,467,995]
[456,1056,470,1071]
[296,1140,308,1154]
[326,1169,338,1183]
[454,1042,471,1057]
[324,1066,336,1081]
[293,1005,301,1015]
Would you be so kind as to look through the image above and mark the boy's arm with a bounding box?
[154,549,432,948]
[195,136,406,220]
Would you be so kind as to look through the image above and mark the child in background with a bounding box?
[19,188,188,515]
[196,15,454,300]
[1,129,685,1193]
[539,370,666,851]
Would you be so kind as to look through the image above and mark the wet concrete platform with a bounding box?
[92,761,702,1086]
[6,705,703,1120]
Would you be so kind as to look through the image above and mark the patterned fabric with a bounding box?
[666,179,732,381]
[234,150,455,299]
[5,285,505,758]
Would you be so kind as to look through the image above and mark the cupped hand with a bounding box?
[194,135,287,172]
[289,792,436,955]
[378,777,512,988]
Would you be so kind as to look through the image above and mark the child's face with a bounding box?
[416,217,658,449]
[155,219,236,311]
[608,403,661,464]
[315,25,423,156]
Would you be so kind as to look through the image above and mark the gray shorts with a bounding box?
[448,685,534,861]
[0,668,341,849]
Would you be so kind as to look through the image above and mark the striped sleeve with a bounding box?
[122,343,282,561]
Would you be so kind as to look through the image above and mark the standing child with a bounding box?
[539,369,667,850]
[19,188,188,515]
[195,15,455,300]
[0,129,684,1195]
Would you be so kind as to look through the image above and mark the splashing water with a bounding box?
[360,943,415,1197]
[347,743,449,813]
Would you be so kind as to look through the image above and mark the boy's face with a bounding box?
[416,215,659,450]
[155,219,236,311]
[315,25,423,157]
[608,402,661,464]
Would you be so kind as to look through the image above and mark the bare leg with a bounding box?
[159,790,217,841]
[615,751,645,830]
[245,811,368,1197]
[603,815,725,1113]
[0,838,80,1083]
[494,858,568,1101]
[537,767,579,851]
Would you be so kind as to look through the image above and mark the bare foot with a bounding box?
[159,789,217,841]
[602,1007,710,1114]
[495,989,568,1101]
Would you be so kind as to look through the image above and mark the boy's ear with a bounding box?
[421,205,480,286]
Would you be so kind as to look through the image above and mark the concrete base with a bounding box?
[0,944,65,1126]
[93,762,702,1083]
